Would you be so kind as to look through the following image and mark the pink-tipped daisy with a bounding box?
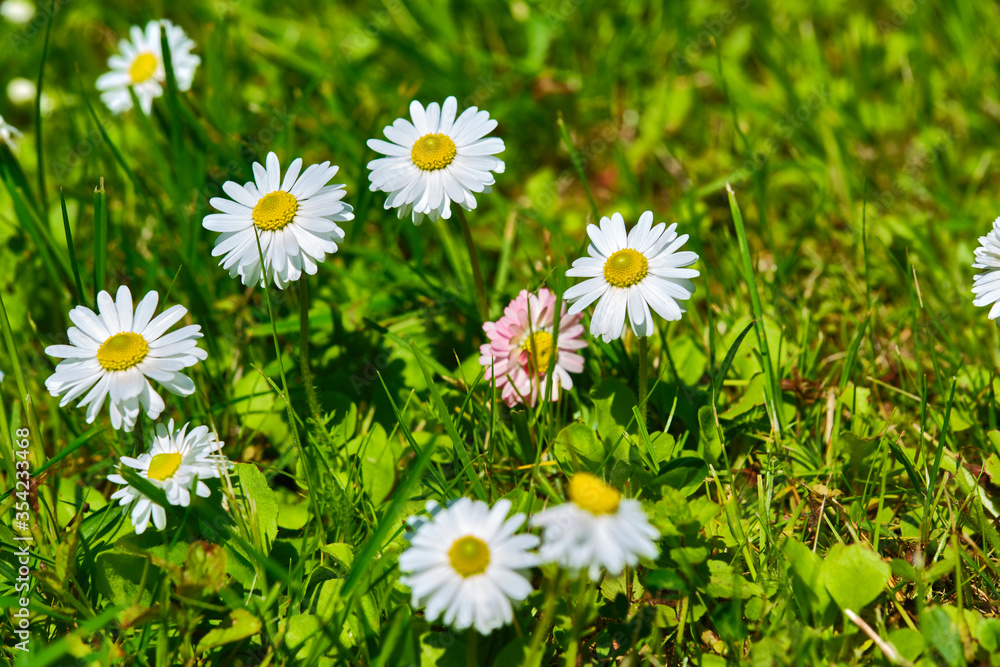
[479,288,587,407]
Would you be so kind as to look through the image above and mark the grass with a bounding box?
[1,0,1000,665]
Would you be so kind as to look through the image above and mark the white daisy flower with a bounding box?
[399,498,540,635]
[204,152,352,289]
[44,286,207,432]
[108,419,232,534]
[530,473,659,579]
[96,19,200,115]
[564,211,700,342]
[972,216,1000,320]
[0,114,22,151]
[366,96,505,225]
[0,0,34,24]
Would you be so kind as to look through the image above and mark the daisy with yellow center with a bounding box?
[44,286,207,432]
[203,152,353,289]
[399,498,540,635]
[530,473,660,579]
[366,96,505,225]
[564,211,700,342]
[108,420,233,534]
[96,19,200,116]
[479,288,587,407]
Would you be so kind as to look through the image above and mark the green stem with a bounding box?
[526,569,562,664]
[456,208,489,321]
[467,628,477,667]
[298,278,321,420]
[252,229,326,542]
[638,337,649,428]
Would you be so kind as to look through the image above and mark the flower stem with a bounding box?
[638,336,649,428]
[526,569,562,663]
[252,229,326,542]
[298,278,322,420]
[456,208,489,321]
[467,628,477,667]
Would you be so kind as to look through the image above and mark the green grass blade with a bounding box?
[60,189,86,303]
[726,183,782,438]
[408,341,488,501]
[34,0,55,216]
[93,180,107,306]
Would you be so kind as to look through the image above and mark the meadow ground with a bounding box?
[1,0,1000,665]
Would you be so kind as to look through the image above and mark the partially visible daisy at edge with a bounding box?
[564,211,700,343]
[530,472,659,579]
[44,286,206,432]
[204,151,352,289]
[96,19,200,115]
[367,95,505,225]
[108,420,233,534]
[0,114,22,150]
[479,287,587,407]
[399,498,540,635]
[972,216,1000,320]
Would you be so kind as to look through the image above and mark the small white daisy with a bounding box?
[204,152,352,289]
[530,473,659,579]
[44,286,207,432]
[366,96,505,225]
[0,0,34,24]
[399,498,540,635]
[0,114,22,151]
[108,420,232,534]
[564,211,700,342]
[96,19,200,115]
[972,216,1000,320]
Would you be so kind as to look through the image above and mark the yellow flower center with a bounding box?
[129,53,159,84]
[523,331,554,375]
[410,133,457,171]
[568,472,621,515]
[96,332,150,371]
[147,452,183,481]
[603,248,649,288]
[252,190,299,231]
[448,535,490,577]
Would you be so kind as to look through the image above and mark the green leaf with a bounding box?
[234,463,279,554]
[551,423,604,472]
[887,628,926,663]
[94,551,154,607]
[818,543,890,611]
[782,538,833,623]
[919,606,966,667]
[698,405,723,460]
[591,379,638,445]
[196,609,262,652]
[655,456,708,497]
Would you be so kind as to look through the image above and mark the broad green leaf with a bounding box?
[551,423,605,472]
[235,462,279,554]
[196,609,262,652]
[656,456,708,497]
[591,379,638,445]
[818,543,890,611]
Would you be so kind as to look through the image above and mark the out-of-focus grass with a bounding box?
[1,0,1000,665]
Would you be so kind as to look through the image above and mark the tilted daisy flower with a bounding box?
[564,211,700,342]
[44,286,206,432]
[96,19,200,115]
[108,420,233,534]
[366,96,505,225]
[530,473,659,579]
[204,152,352,289]
[0,114,22,150]
[479,288,587,408]
[399,498,540,635]
[972,216,1000,320]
